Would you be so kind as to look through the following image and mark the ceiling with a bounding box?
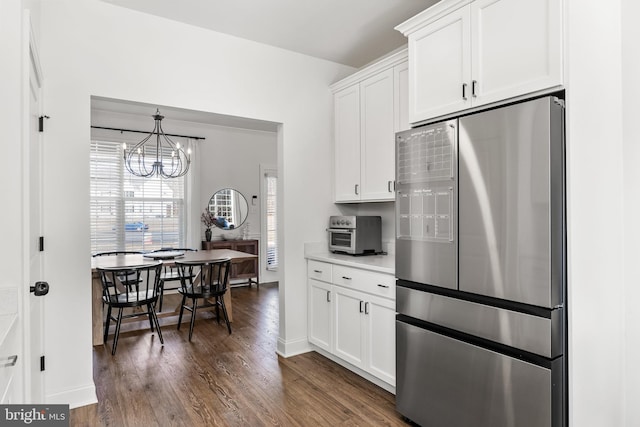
[99,0,440,68]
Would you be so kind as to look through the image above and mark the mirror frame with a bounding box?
[207,188,249,230]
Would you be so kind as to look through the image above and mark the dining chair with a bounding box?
[92,250,145,295]
[97,261,164,355]
[175,258,232,341]
[147,247,197,311]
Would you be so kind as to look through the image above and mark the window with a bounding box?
[90,138,187,253]
[265,170,278,270]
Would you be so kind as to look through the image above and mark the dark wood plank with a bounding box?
[71,283,409,426]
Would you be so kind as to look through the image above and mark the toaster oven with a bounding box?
[327,215,382,255]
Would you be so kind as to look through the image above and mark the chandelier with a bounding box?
[123,109,191,178]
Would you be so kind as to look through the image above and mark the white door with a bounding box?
[364,294,396,386]
[359,68,395,201]
[23,17,45,403]
[333,286,364,368]
[470,0,563,106]
[307,279,332,352]
[408,6,471,123]
[334,85,361,202]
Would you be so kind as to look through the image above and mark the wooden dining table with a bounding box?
[91,249,258,346]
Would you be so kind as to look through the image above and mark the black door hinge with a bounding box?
[38,115,50,132]
[40,355,45,371]
[39,236,44,252]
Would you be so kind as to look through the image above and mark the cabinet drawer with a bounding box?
[308,260,332,283]
[333,265,395,300]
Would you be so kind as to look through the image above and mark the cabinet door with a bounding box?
[360,68,395,201]
[308,279,333,352]
[333,286,365,368]
[470,0,562,106]
[334,85,362,202]
[408,6,471,123]
[394,61,410,133]
[364,295,396,386]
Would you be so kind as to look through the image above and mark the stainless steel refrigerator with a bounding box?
[395,96,566,427]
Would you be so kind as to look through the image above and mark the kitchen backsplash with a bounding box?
[336,201,395,243]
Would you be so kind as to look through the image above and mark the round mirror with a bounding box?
[207,188,249,229]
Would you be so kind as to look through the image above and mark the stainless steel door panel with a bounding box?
[458,96,564,308]
[397,286,561,358]
[396,321,553,427]
[396,239,456,289]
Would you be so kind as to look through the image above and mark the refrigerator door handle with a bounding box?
[449,186,455,242]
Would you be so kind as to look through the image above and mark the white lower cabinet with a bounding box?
[333,286,366,367]
[307,260,396,387]
[308,278,332,352]
[0,315,19,404]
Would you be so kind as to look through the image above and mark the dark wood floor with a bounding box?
[70,282,409,426]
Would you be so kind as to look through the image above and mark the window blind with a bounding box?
[265,172,278,270]
[90,139,186,253]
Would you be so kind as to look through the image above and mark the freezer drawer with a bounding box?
[396,285,563,358]
[396,320,564,427]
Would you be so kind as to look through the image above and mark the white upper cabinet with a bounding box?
[359,68,395,201]
[334,85,362,202]
[397,0,563,123]
[471,0,563,106]
[332,50,407,203]
[408,7,471,121]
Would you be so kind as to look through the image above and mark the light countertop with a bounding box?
[305,250,395,275]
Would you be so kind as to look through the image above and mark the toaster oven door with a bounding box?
[328,228,355,253]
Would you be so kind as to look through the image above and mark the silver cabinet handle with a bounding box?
[355,184,359,195]
[377,284,389,289]
[326,290,331,302]
[365,302,369,315]
[2,355,18,368]
[472,80,478,97]
[342,276,352,280]
[313,269,322,274]
[359,300,364,313]
[462,83,468,100]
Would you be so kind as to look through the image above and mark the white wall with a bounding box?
[622,0,640,425]
[197,124,278,284]
[565,0,626,425]
[198,126,276,242]
[37,0,353,406]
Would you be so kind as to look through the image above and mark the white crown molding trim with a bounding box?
[395,0,472,36]
[330,48,408,93]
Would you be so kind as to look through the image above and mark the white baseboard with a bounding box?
[276,336,312,358]
[311,345,396,395]
[47,383,97,409]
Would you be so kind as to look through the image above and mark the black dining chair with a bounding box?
[97,261,164,355]
[92,250,145,296]
[175,258,232,341]
[147,247,197,311]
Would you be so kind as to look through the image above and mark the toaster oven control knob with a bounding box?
[345,220,351,226]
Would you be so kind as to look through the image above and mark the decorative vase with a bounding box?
[205,228,212,242]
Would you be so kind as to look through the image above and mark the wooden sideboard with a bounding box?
[201,239,259,287]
